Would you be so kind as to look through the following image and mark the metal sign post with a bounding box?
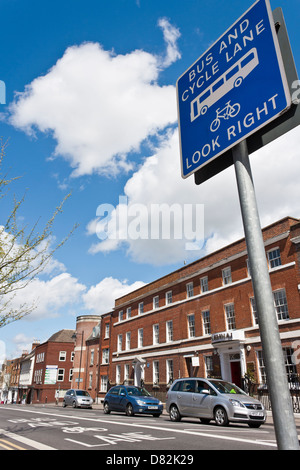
[233,140,299,450]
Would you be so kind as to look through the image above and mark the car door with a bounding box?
[176,379,196,416]
[66,390,74,406]
[108,386,121,411]
[192,380,214,418]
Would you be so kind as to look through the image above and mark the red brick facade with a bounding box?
[105,216,300,401]
[31,330,75,404]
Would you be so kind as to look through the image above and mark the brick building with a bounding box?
[31,330,75,403]
[107,216,300,402]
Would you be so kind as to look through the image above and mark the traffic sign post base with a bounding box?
[233,140,299,451]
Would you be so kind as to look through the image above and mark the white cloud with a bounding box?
[87,125,300,265]
[6,272,86,322]
[8,19,180,177]
[82,277,146,315]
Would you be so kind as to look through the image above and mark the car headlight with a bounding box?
[229,399,245,408]
[136,399,147,406]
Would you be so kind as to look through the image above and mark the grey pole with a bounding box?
[232,140,299,450]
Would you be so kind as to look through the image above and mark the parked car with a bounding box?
[63,389,93,408]
[166,377,266,428]
[103,385,163,417]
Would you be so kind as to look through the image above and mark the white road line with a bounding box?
[2,407,278,448]
[0,428,56,450]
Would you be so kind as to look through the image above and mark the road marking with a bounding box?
[1,407,278,448]
[0,429,56,450]
[0,438,26,450]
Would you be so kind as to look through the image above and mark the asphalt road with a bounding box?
[1,403,297,454]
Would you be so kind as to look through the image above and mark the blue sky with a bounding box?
[1,0,300,359]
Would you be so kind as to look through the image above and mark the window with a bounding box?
[186,282,194,298]
[118,310,124,322]
[102,348,109,364]
[222,267,232,285]
[153,296,159,310]
[138,328,143,348]
[124,364,130,383]
[100,375,108,392]
[204,356,213,377]
[153,324,159,345]
[250,297,258,325]
[166,359,174,384]
[166,291,172,305]
[57,369,65,381]
[283,347,298,383]
[90,350,94,366]
[200,276,208,293]
[166,320,173,342]
[274,289,289,321]
[71,351,75,362]
[88,372,93,388]
[225,303,236,330]
[69,369,73,382]
[126,332,131,351]
[117,334,123,352]
[257,350,267,384]
[36,353,45,363]
[59,351,66,361]
[116,365,121,384]
[268,248,282,269]
[246,259,252,278]
[105,323,110,338]
[153,361,159,384]
[202,310,211,335]
[166,290,172,305]
[138,302,144,315]
[188,314,195,338]
[126,307,131,319]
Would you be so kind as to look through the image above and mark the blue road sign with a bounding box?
[177,0,291,179]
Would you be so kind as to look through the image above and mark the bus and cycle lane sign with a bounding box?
[177,0,291,179]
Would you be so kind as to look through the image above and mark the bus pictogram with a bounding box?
[190,48,259,122]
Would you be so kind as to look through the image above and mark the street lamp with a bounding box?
[72,331,84,389]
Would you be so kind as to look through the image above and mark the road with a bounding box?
[0,404,297,454]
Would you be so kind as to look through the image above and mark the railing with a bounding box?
[242,376,300,414]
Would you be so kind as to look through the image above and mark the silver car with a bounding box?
[166,378,266,427]
[63,389,93,408]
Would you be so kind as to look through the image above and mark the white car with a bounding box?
[63,389,93,409]
[166,378,266,427]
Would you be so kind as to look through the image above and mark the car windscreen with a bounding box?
[75,390,90,397]
[126,387,151,397]
[208,380,246,395]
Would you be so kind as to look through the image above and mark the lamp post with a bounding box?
[72,331,84,390]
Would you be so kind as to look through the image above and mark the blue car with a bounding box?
[103,385,163,417]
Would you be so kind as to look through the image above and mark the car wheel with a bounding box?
[169,404,181,422]
[126,403,134,416]
[72,401,77,408]
[62,400,67,408]
[103,401,110,414]
[214,406,229,426]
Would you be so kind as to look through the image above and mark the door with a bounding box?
[192,380,213,418]
[230,361,242,388]
[177,379,195,415]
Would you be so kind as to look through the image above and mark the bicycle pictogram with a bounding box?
[210,101,240,132]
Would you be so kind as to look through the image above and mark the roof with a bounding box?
[47,329,76,343]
